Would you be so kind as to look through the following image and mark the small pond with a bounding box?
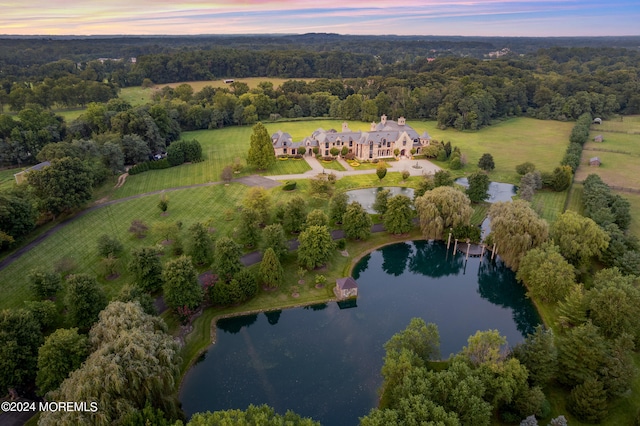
[455,178,518,239]
[454,178,517,203]
[179,241,540,425]
[346,187,415,213]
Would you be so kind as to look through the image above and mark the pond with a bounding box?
[346,187,415,213]
[179,241,540,425]
[454,178,518,239]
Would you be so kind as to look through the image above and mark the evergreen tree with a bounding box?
[342,202,372,240]
[246,122,275,170]
[213,236,243,282]
[129,246,163,292]
[259,248,283,290]
[297,225,334,270]
[513,325,557,386]
[162,256,203,313]
[65,274,108,330]
[28,268,61,299]
[466,172,490,203]
[329,191,349,224]
[568,377,608,423]
[384,194,414,235]
[557,284,588,328]
[238,208,261,248]
[234,268,258,303]
[261,223,289,260]
[557,321,608,387]
[188,222,213,266]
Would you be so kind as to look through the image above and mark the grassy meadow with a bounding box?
[0,167,19,191]
[410,117,573,184]
[575,130,640,189]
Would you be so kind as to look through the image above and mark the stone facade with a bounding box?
[271,115,431,161]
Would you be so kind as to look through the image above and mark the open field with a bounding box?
[54,108,85,122]
[620,191,640,240]
[575,130,640,189]
[154,77,316,92]
[591,115,640,134]
[410,118,573,184]
[0,184,250,310]
[119,86,155,106]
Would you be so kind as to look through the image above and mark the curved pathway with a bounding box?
[0,158,439,272]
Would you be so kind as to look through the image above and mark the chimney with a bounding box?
[342,122,350,132]
[381,114,387,125]
[398,117,406,125]
[370,122,377,131]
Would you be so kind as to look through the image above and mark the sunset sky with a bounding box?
[2,1,639,37]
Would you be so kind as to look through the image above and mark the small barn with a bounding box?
[593,118,602,125]
[589,157,601,167]
[13,161,51,184]
[594,135,604,143]
[334,277,358,299]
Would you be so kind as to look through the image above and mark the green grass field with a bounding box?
[565,183,584,215]
[0,168,19,191]
[619,191,640,240]
[575,131,640,189]
[410,118,573,184]
[531,190,568,223]
[119,86,155,106]
[0,184,250,310]
[591,115,640,134]
[155,77,316,93]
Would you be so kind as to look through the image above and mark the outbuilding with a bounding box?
[589,157,601,167]
[334,277,358,299]
[13,161,51,184]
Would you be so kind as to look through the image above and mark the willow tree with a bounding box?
[415,186,472,240]
[39,302,182,426]
[516,243,576,303]
[487,200,549,271]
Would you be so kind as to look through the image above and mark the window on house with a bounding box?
[325,150,329,156]
[283,148,287,154]
[349,141,353,147]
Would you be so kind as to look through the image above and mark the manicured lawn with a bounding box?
[470,203,489,226]
[565,183,584,215]
[0,184,249,310]
[409,117,573,184]
[155,77,316,92]
[531,190,568,223]
[318,159,346,171]
[113,120,379,199]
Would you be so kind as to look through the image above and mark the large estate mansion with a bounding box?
[271,115,431,161]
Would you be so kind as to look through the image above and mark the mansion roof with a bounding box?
[271,116,430,149]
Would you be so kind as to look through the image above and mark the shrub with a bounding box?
[282,181,297,191]
[29,269,62,299]
[336,239,346,250]
[516,162,536,175]
[345,152,355,160]
[330,147,340,156]
[322,156,333,161]
[402,170,410,181]
[128,161,150,175]
[149,159,170,169]
[341,146,348,156]
[297,147,306,155]
[129,219,149,238]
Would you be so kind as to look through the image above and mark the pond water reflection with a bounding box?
[179,241,540,425]
[346,187,415,213]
